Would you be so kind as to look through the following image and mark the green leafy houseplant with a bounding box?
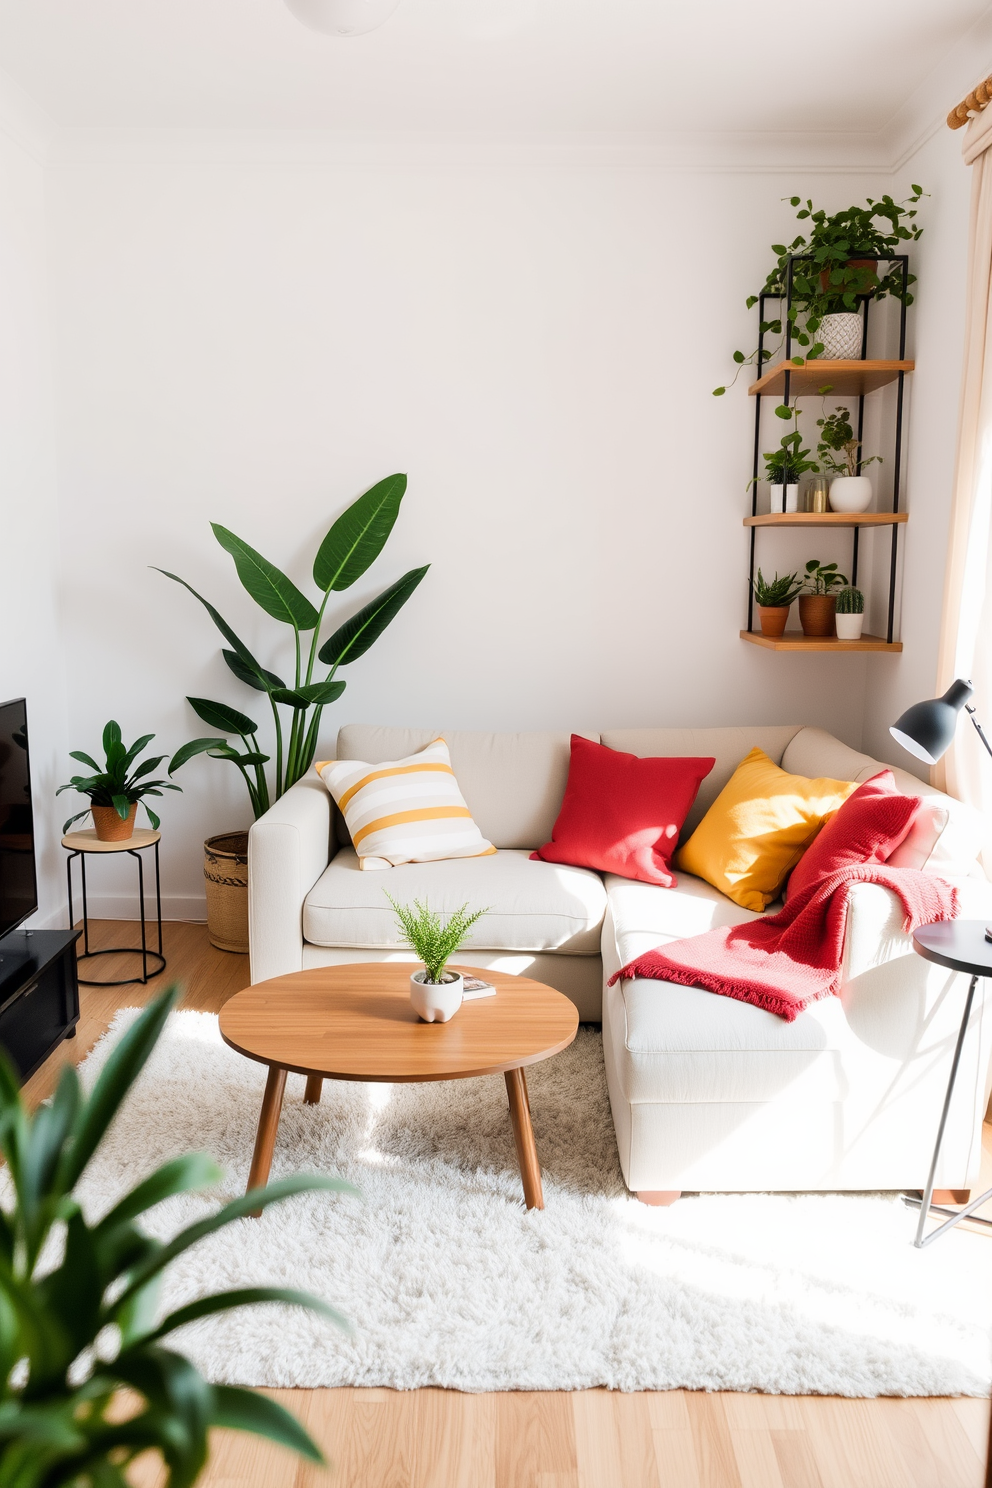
[58,722,183,834]
[751,570,803,608]
[713,188,925,395]
[386,897,489,984]
[816,407,882,479]
[0,986,353,1488]
[836,585,865,615]
[802,559,849,595]
[159,475,430,819]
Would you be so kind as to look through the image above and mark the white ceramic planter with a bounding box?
[410,970,463,1023]
[770,484,799,514]
[818,312,863,360]
[835,613,865,640]
[828,475,872,513]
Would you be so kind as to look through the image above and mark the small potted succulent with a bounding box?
[816,407,882,513]
[751,568,804,638]
[835,585,865,640]
[799,559,849,638]
[387,895,490,1023]
[58,721,184,841]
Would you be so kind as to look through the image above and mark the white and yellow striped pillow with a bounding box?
[315,738,496,871]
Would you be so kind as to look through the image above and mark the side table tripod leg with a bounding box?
[505,1066,544,1210]
[304,1075,323,1105]
[247,1065,287,1217]
[915,974,978,1248]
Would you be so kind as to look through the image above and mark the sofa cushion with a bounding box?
[336,727,586,850]
[304,847,607,954]
[782,726,985,874]
[674,747,856,911]
[531,735,714,887]
[600,726,803,839]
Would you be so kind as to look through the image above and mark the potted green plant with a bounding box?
[386,895,489,1023]
[751,569,804,638]
[799,559,849,637]
[749,401,818,513]
[158,474,430,953]
[816,406,883,513]
[0,985,352,1487]
[713,188,925,395]
[835,584,866,640]
[58,721,185,842]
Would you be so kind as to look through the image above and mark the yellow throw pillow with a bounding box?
[675,746,856,912]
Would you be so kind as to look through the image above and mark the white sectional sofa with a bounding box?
[249,723,992,1199]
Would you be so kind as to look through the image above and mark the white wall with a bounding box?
[861,126,973,767]
[45,155,896,914]
[0,122,67,931]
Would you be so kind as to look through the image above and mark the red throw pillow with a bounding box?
[531,736,715,887]
[786,770,920,901]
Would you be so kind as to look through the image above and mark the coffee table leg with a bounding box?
[304,1075,323,1105]
[247,1065,287,1217]
[505,1067,543,1211]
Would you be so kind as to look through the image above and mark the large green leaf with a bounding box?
[211,1384,325,1464]
[168,737,227,773]
[96,1154,222,1238]
[211,524,319,631]
[152,568,272,687]
[187,697,258,735]
[319,565,429,667]
[270,680,346,710]
[139,1286,348,1346]
[222,649,284,693]
[57,988,181,1191]
[313,474,407,593]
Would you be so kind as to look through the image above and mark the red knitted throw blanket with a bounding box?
[608,864,958,1021]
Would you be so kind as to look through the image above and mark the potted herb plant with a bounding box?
[713,188,925,395]
[835,585,866,640]
[159,474,430,953]
[750,401,818,512]
[387,895,489,1023]
[799,559,849,638]
[816,406,882,513]
[0,985,351,1488]
[751,569,804,638]
[58,721,184,842]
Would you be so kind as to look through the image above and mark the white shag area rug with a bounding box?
[74,1008,992,1397]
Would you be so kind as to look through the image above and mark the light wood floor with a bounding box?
[26,921,992,1488]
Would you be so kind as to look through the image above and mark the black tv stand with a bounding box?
[0,927,81,1082]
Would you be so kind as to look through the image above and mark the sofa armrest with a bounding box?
[248,774,336,985]
[841,876,992,984]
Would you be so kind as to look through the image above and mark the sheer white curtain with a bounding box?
[935,106,992,840]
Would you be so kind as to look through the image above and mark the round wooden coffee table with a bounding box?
[219,963,579,1212]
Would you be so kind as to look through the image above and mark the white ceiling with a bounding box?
[0,0,988,136]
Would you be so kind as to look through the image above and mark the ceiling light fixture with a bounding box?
[283,0,403,36]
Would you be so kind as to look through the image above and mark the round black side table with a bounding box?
[909,919,992,1247]
[63,828,166,986]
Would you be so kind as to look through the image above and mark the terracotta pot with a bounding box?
[818,257,878,296]
[798,594,837,638]
[91,803,137,842]
[757,605,790,638]
[204,831,249,953]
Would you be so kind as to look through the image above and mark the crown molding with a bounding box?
[45,124,897,174]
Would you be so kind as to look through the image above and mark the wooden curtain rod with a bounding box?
[948,72,992,129]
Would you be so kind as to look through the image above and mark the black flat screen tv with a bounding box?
[0,699,37,940]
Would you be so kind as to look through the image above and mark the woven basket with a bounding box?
[203,831,249,953]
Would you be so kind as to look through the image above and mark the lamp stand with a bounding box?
[964,706,992,943]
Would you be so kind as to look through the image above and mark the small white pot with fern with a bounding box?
[835,585,865,640]
[387,895,489,1023]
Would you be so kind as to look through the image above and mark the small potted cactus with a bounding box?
[835,585,865,640]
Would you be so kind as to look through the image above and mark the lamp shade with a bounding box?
[889,679,974,765]
[284,0,402,35]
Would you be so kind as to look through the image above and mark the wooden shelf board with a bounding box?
[748,359,914,398]
[744,511,908,528]
[741,630,902,653]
